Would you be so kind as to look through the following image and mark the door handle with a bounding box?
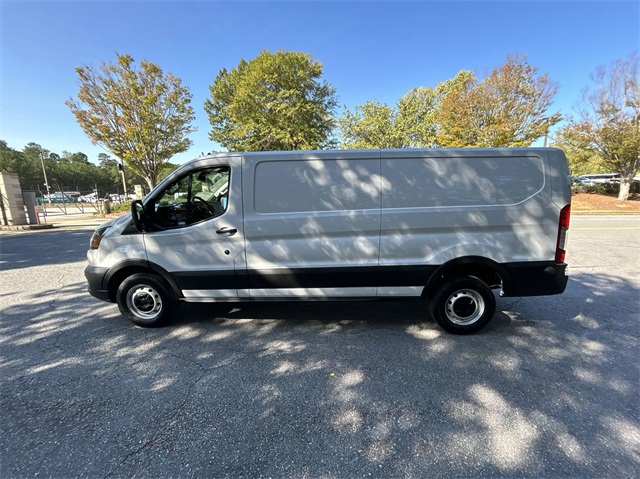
[216,227,237,236]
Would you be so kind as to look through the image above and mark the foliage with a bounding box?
[339,56,558,150]
[571,182,640,196]
[0,143,101,193]
[339,71,473,149]
[397,71,475,147]
[98,152,147,193]
[338,101,405,149]
[0,140,142,197]
[437,54,561,147]
[558,52,639,200]
[204,50,338,151]
[0,141,39,190]
[108,200,133,215]
[551,126,604,176]
[66,53,196,189]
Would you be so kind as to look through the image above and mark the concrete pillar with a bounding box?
[23,191,39,225]
[0,172,27,226]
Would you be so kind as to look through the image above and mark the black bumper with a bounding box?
[501,262,568,297]
[84,265,112,302]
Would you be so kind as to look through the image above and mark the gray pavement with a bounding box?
[0,216,638,478]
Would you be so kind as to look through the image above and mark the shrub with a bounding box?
[103,200,132,215]
[572,182,640,195]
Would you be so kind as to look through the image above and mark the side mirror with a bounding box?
[131,200,146,232]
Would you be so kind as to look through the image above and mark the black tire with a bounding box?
[429,276,496,334]
[116,273,178,327]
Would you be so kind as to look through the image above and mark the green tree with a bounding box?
[1,141,138,196]
[98,153,140,194]
[1,142,66,193]
[66,53,196,189]
[394,87,440,148]
[559,53,639,200]
[48,151,111,194]
[0,141,25,180]
[205,50,338,151]
[0,142,44,193]
[20,143,55,192]
[437,54,561,147]
[59,151,90,164]
[338,101,405,149]
[339,71,474,149]
[551,126,603,176]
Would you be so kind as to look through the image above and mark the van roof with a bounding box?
[197,147,563,162]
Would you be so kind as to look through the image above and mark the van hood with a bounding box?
[98,213,131,231]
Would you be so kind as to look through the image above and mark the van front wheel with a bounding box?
[116,273,177,327]
[430,276,495,334]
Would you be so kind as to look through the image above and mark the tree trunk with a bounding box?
[618,177,632,201]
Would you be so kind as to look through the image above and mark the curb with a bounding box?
[1,214,108,231]
[572,210,640,215]
[0,223,100,231]
[0,224,55,231]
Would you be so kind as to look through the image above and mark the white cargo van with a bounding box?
[85,148,571,334]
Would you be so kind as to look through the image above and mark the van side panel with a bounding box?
[241,151,382,296]
[379,150,558,273]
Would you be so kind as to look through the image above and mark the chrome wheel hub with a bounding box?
[126,285,162,321]
[445,289,485,325]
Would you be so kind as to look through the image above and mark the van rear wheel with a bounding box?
[116,273,177,327]
[430,276,495,334]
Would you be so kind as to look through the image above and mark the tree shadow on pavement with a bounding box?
[0,229,91,272]
[0,272,638,478]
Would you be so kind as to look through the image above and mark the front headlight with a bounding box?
[90,226,110,250]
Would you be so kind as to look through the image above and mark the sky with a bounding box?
[1,0,638,165]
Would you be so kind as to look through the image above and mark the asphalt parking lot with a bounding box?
[1,215,638,478]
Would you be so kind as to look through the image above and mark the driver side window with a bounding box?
[153,166,230,228]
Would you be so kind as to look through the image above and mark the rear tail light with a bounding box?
[555,205,571,263]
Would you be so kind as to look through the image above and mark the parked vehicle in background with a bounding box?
[38,192,77,204]
[575,173,620,185]
[85,147,572,335]
[108,194,137,203]
[78,193,99,203]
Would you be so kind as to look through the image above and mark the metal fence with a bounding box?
[36,187,132,217]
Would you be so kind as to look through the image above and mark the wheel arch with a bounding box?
[104,260,183,302]
[422,256,511,299]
